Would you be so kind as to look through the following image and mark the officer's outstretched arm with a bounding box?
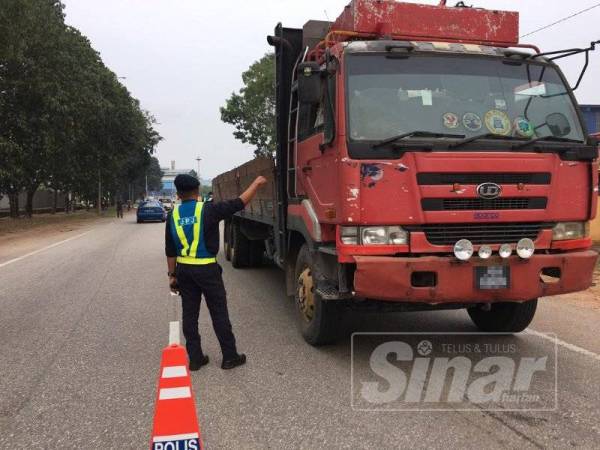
[239,176,267,205]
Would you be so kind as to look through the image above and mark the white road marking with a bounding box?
[153,433,199,442]
[162,365,187,379]
[526,328,600,362]
[0,231,93,269]
[159,387,191,400]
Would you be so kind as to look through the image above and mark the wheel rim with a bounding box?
[297,267,315,322]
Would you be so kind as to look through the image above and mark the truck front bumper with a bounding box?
[352,250,598,304]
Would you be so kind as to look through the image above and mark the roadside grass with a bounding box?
[0,208,123,238]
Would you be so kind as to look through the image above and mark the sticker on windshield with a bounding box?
[484,110,511,136]
[442,112,459,129]
[462,113,482,132]
[513,117,535,138]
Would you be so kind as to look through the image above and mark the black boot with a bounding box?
[189,355,209,371]
[221,353,246,370]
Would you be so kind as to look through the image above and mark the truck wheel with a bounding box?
[231,222,250,268]
[224,222,232,261]
[295,244,340,345]
[467,299,537,333]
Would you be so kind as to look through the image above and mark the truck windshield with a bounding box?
[346,54,585,149]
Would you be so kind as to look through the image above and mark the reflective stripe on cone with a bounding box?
[150,323,203,450]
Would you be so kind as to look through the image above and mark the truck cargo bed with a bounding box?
[212,157,277,225]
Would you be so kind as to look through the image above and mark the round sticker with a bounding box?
[442,112,459,129]
[462,112,482,132]
[484,110,511,136]
[513,117,534,138]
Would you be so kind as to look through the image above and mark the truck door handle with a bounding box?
[302,165,312,174]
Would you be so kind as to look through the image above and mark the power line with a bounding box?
[520,2,600,38]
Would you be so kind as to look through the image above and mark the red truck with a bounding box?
[214,0,599,345]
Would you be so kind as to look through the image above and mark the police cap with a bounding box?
[174,174,200,193]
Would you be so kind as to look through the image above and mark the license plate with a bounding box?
[475,266,510,290]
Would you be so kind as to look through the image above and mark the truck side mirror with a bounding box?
[297,62,322,104]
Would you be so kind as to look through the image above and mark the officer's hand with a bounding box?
[169,276,179,295]
[254,176,267,186]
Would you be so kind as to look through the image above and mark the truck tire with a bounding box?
[231,222,250,268]
[224,222,232,261]
[467,299,537,333]
[294,244,340,345]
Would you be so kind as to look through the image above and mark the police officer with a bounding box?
[165,174,266,370]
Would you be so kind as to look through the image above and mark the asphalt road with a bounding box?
[1,216,599,449]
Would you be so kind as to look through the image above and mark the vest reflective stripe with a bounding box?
[176,256,217,265]
[171,201,214,264]
[172,205,191,256]
[188,201,203,258]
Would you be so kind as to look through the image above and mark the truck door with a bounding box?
[295,72,338,222]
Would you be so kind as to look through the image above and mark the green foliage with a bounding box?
[220,53,275,157]
[145,157,164,192]
[0,0,162,216]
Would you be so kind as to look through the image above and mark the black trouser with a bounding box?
[176,262,238,361]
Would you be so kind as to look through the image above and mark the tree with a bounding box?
[220,53,275,157]
[0,0,67,216]
[0,0,162,217]
[145,156,163,192]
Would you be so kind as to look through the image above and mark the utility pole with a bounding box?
[145,173,148,199]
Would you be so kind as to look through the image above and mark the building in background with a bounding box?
[159,161,193,198]
[580,105,600,134]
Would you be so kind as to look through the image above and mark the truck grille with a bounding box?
[417,173,551,185]
[410,223,545,245]
[421,197,547,211]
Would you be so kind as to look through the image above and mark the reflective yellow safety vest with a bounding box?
[170,201,217,265]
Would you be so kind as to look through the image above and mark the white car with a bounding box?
[159,198,174,211]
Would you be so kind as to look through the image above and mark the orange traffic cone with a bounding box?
[150,321,204,450]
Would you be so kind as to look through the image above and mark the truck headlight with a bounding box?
[388,226,409,245]
[362,226,408,245]
[340,226,359,245]
[362,227,387,245]
[552,222,589,241]
[341,226,408,245]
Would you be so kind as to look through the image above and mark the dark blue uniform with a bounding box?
[165,198,244,363]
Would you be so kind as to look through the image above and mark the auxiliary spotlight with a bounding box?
[454,239,474,261]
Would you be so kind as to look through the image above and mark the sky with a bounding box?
[61,0,600,180]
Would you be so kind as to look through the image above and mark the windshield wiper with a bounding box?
[447,133,523,149]
[511,135,584,149]
[372,131,465,149]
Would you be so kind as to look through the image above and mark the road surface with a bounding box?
[0,216,599,449]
